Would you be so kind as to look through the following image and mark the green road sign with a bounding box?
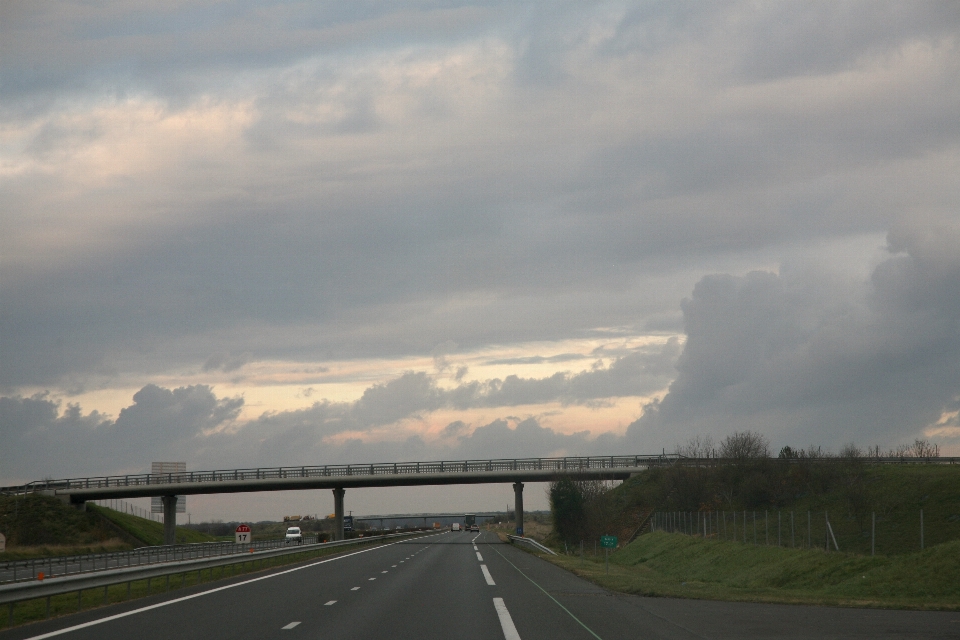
[600,535,617,548]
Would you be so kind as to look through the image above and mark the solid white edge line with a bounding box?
[19,532,445,640]
[481,564,495,586]
[493,597,521,640]
[282,621,301,630]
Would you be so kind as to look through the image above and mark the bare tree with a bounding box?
[719,431,770,459]
[677,434,716,458]
[839,442,862,460]
[886,439,940,458]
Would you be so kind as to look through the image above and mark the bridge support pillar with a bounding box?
[161,495,178,545]
[513,482,524,536]
[333,488,345,541]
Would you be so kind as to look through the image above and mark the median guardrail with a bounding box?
[0,531,432,612]
[0,536,326,585]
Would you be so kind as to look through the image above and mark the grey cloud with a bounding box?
[202,352,253,373]
[0,385,242,482]
[628,223,960,451]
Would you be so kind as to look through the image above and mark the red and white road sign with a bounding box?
[235,523,252,544]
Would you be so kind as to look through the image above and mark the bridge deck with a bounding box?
[1,455,673,501]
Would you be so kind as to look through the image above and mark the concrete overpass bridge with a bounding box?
[1,454,679,545]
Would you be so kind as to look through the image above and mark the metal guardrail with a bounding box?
[0,531,431,608]
[0,536,324,586]
[0,455,678,495]
[507,535,557,556]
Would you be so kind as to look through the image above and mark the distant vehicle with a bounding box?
[283,515,301,522]
[470,524,480,532]
[451,523,461,532]
[343,516,354,532]
[465,514,476,528]
[433,522,441,529]
[285,527,303,545]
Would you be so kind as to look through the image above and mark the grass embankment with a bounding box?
[613,463,960,556]
[0,495,219,559]
[0,495,132,560]
[544,531,960,610]
[0,536,404,631]
[89,504,216,546]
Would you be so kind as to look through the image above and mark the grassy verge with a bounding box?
[540,531,960,610]
[88,505,217,546]
[0,537,399,631]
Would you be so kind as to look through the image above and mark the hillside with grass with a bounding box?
[89,504,218,546]
[0,494,131,560]
[611,460,960,556]
[549,434,960,556]
[0,494,218,559]
[541,436,960,609]
[546,531,960,610]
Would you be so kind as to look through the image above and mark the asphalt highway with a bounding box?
[2,531,956,640]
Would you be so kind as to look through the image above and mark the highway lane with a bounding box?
[2,530,957,640]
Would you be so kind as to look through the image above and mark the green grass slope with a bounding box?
[614,463,960,555]
[547,531,960,609]
[0,494,122,555]
[89,504,217,546]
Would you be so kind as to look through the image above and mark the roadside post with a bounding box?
[235,523,252,549]
[600,535,617,574]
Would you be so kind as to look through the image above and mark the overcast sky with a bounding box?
[2,1,959,521]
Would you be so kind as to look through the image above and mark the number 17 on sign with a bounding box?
[236,524,252,545]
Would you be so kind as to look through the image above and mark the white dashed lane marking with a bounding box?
[282,622,301,630]
[493,598,520,640]
[351,587,360,591]
[476,552,484,561]
[381,570,388,573]
[324,600,337,606]
[481,565,495,586]
[368,578,376,581]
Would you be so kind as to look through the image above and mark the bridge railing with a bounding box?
[0,455,675,495]
[5,454,956,495]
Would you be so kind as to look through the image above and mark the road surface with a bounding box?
[2,530,956,639]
